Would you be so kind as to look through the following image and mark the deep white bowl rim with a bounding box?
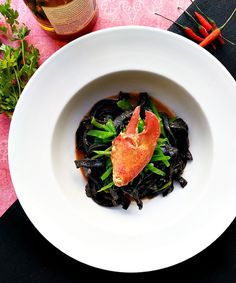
[8,26,236,273]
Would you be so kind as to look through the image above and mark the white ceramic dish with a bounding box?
[8,26,236,273]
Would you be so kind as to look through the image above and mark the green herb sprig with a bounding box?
[87,117,117,141]
[0,0,40,117]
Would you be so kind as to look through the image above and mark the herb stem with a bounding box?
[13,67,21,96]
[21,39,25,65]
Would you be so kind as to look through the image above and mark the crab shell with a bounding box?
[111,106,160,187]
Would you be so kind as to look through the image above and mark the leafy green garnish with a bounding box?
[87,130,115,139]
[0,0,40,117]
[117,99,133,111]
[152,146,170,167]
[89,117,116,141]
[0,0,18,28]
[91,146,111,160]
[105,119,116,134]
[93,149,113,185]
[156,180,172,192]
[151,154,170,167]
[138,118,145,133]
[157,137,168,146]
[91,117,111,132]
[106,158,112,168]
[97,181,114,192]
[145,163,166,176]
[94,137,113,144]
[148,97,169,141]
[152,138,171,166]
[100,167,112,181]
[93,150,111,156]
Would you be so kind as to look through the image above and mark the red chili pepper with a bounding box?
[210,22,225,45]
[200,8,236,47]
[194,12,212,31]
[178,7,207,35]
[194,11,225,45]
[199,28,221,47]
[190,0,215,24]
[190,0,225,45]
[178,7,216,49]
[182,27,204,42]
[155,13,204,42]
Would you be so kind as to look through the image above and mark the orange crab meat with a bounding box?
[111,106,160,187]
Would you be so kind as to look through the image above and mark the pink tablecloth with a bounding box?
[0,0,190,217]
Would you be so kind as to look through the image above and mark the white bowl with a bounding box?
[8,26,236,272]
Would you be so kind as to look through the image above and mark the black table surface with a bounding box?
[1,0,236,281]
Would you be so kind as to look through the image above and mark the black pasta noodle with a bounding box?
[75,92,192,210]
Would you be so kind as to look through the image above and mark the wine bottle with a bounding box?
[23,0,98,40]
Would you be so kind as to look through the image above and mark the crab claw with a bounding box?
[111,106,160,187]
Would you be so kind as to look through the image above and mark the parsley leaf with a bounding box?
[0,0,40,117]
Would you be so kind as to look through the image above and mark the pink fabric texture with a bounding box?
[0,0,190,217]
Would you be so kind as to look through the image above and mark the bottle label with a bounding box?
[42,0,96,35]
